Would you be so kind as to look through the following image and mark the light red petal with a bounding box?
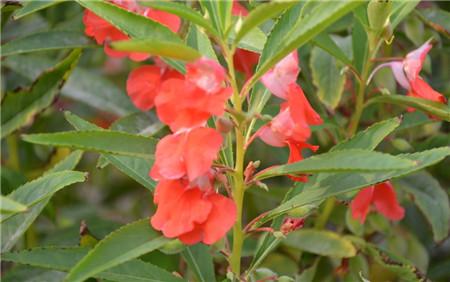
[350,186,375,223]
[373,182,405,221]
[202,194,237,244]
[126,65,162,111]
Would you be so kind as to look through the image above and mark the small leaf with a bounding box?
[112,39,201,61]
[310,46,346,109]
[367,94,450,121]
[64,218,169,282]
[22,130,157,160]
[0,195,27,214]
[255,150,415,181]
[1,49,81,139]
[1,31,94,56]
[396,172,450,242]
[284,229,357,258]
[182,244,216,282]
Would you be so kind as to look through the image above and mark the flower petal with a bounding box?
[404,40,432,82]
[373,182,405,221]
[261,52,299,99]
[350,186,375,223]
[202,193,237,244]
[126,65,163,111]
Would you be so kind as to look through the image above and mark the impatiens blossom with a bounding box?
[155,58,232,131]
[350,181,405,223]
[233,48,260,80]
[126,65,182,111]
[151,178,236,245]
[287,141,318,182]
[369,40,446,106]
[150,127,223,182]
[83,0,180,61]
[261,52,300,99]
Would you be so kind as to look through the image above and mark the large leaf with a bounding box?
[199,0,232,37]
[284,229,356,258]
[390,0,421,29]
[255,150,415,180]
[352,9,369,74]
[310,46,346,109]
[22,130,157,160]
[1,49,81,139]
[367,94,450,121]
[257,147,450,226]
[1,31,93,56]
[233,2,295,46]
[312,33,352,66]
[112,39,201,61]
[0,195,27,214]
[65,218,169,282]
[186,25,218,60]
[3,55,137,116]
[65,112,156,191]
[12,0,62,19]
[1,170,86,252]
[182,244,216,282]
[396,172,450,242]
[2,247,185,282]
[249,1,362,89]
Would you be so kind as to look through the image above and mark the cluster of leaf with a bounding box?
[1,1,450,282]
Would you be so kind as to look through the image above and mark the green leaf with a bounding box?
[3,55,137,116]
[112,39,201,61]
[367,94,450,121]
[1,170,86,252]
[182,244,216,282]
[310,46,346,109]
[65,218,169,282]
[232,26,266,53]
[250,1,362,88]
[22,130,157,160]
[418,8,450,37]
[12,0,62,19]
[258,147,450,226]
[233,2,295,46]
[65,112,156,191]
[199,0,232,37]
[390,0,421,29]
[1,31,93,56]
[0,195,27,214]
[46,150,84,174]
[186,24,218,60]
[396,172,450,242]
[255,150,415,181]
[109,112,163,136]
[2,247,185,282]
[331,117,400,151]
[352,12,369,73]
[284,229,356,258]
[312,33,352,66]
[140,1,218,37]
[1,49,81,139]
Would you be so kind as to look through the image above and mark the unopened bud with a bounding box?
[367,0,392,33]
[280,217,305,235]
[215,117,234,133]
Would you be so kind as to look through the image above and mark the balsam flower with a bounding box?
[150,127,223,182]
[369,40,446,107]
[151,178,236,245]
[261,52,300,99]
[233,48,260,80]
[126,65,182,111]
[350,181,405,223]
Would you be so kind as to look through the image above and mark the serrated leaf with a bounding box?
[255,150,415,181]
[1,49,81,139]
[0,195,27,214]
[310,46,346,109]
[284,229,356,258]
[12,0,62,19]
[112,39,201,61]
[64,218,169,282]
[22,130,157,160]
[396,172,450,242]
[1,170,86,252]
[233,2,295,46]
[2,247,185,282]
[46,150,84,174]
[367,94,450,121]
[182,244,216,282]
[65,112,156,191]
[1,31,94,56]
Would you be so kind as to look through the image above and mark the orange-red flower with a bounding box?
[83,0,180,61]
[126,65,182,111]
[350,181,405,223]
[151,178,236,245]
[261,52,300,99]
[150,127,223,182]
[287,141,319,182]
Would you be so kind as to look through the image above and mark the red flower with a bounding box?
[261,52,300,99]
[150,127,223,182]
[233,48,260,80]
[350,181,405,223]
[369,40,446,108]
[287,141,319,182]
[151,178,236,245]
[126,65,182,111]
[83,1,180,61]
[232,1,248,16]
[155,58,231,131]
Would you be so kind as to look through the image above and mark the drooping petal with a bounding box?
[286,141,318,182]
[408,77,447,104]
[404,40,432,82]
[202,193,237,244]
[126,65,163,111]
[261,52,299,99]
[186,57,227,93]
[350,186,375,223]
[287,83,322,126]
[390,61,411,90]
[372,182,405,221]
[233,48,260,79]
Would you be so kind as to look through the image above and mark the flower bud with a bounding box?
[367,0,392,33]
[280,217,305,235]
[215,117,234,134]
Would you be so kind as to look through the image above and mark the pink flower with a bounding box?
[350,181,405,223]
[261,52,300,99]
